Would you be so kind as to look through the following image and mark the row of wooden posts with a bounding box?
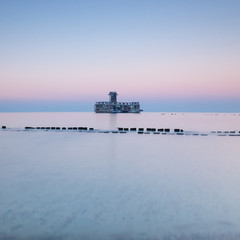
[117,127,184,132]
[22,126,184,133]
[1,126,239,136]
[2,125,183,133]
[24,126,93,130]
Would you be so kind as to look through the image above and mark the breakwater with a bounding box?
[1,126,240,136]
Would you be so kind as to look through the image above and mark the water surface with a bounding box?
[0,113,240,239]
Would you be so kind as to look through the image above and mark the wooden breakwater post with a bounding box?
[174,129,184,133]
[117,127,129,131]
[25,127,35,130]
[157,128,170,133]
[146,128,156,132]
[78,127,88,130]
[138,128,144,134]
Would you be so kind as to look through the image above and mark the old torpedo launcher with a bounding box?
[94,92,143,113]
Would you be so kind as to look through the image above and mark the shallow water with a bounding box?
[0,113,240,239]
[1,112,240,131]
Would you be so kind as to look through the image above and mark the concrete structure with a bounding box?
[95,92,142,113]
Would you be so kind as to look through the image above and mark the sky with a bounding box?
[0,0,240,112]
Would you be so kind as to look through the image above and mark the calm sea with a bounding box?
[0,112,240,240]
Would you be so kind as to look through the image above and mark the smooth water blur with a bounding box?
[0,113,240,240]
[0,112,240,131]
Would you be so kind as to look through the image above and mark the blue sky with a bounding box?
[0,0,240,112]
